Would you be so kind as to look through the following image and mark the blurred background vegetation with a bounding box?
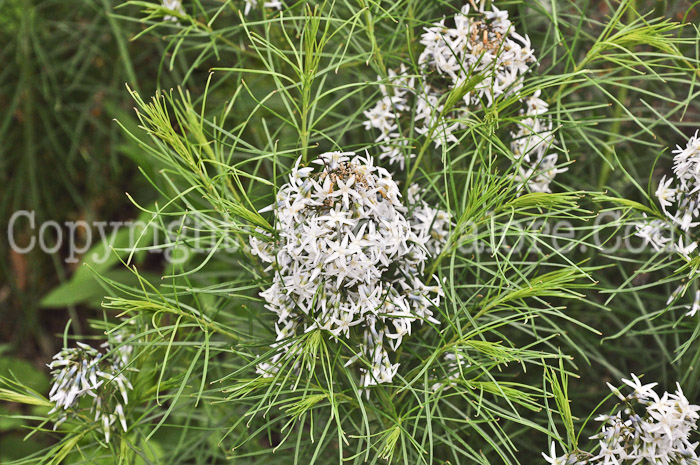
[1,0,699,461]
[0,0,168,458]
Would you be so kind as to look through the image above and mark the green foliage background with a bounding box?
[1,0,699,463]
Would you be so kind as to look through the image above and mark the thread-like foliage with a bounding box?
[2,1,700,464]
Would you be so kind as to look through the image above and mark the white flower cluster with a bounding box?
[364,1,537,167]
[362,2,564,192]
[362,66,416,170]
[250,152,445,388]
[543,374,700,465]
[243,0,283,16]
[48,338,134,443]
[161,0,185,22]
[658,131,700,231]
[511,91,565,193]
[430,350,471,392]
[666,284,700,318]
[635,132,700,318]
[407,183,451,256]
[635,216,675,253]
[418,2,535,106]
[161,0,282,22]
[636,131,700,259]
[543,443,592,465]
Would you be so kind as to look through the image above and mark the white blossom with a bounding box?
[635,214,674,252]
[635,132,700,314]
[407,184,451,256]
[417,3,535,106]
[430,349,471,392]
[366,0,540,166]
[663,131,700,233]
[364,0,537,166]
[542,442,591,465]
[362,65,416,169]
[510,92,565,193]
[666,284,700,318]
[243,0,283,16]
[591,376,700,464]
[657,176,678,212]
[162,0,185,22]
[250,152,446,388]
[362,2,565,192]
[48,335,134,443]
[687,290,700,317]
[639,131,700,238]
[543,375,700,464]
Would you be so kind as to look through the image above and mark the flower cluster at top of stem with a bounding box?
[510,91,565,193]
[161,0,282,21]
[249,152,448,388]
[48,336,134,444]
[637,131,700,257]
[362,1,564,192]
[544,374,700,465]
[430,349,471,392]
[417,1,534,106]
[242,0,282,16]
[658,130,700,231]
[635,131,700,318]
[161,0,185,22]
[639,130,700,255]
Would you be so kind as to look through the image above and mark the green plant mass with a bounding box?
[2,0,700,464]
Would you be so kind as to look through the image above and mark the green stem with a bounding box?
[360,0,387,77]
[597,0,636,190]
